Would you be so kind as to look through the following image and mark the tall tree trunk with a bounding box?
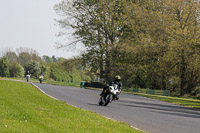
[98,29,104,79]
[100,48,104,79]
[105,31,110,82]
[162,72,167,90]
[180,49,186,96]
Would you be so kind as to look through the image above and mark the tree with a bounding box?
[24,61,41,78]
[17,48,41,66]
[55,0,132,82]
[42,55,53,63]
[4,50,18,63]
[145,0,200,95]
[0,57,10,77]
[52,56,57,62]
[9,62,24,78]
[55,0,200,97]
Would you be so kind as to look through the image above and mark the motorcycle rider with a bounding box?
[25,71,31,82]
[38,72,44,83]
[26,71,30,75]
[39,72,44,77]
[100,75,122,100]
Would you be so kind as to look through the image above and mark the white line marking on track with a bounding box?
[31,83,58,101]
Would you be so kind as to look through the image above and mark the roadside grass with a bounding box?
[126,92,200,109]
[3,77,199,110]
[2,77,81,87]
[2,77,39,83]
[0,80,143,133]
[43,80,80,88]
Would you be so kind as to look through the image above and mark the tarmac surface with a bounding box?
[34,83,200,133]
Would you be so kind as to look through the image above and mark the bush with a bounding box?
[24,61,41,78]
[49,63,70,82]
[0,57,10,77]
[9,62,24,78]
[197,94,200,99]
[170,88,180,97]
[191,87,200,96]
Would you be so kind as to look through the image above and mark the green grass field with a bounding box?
[0,80,142,133]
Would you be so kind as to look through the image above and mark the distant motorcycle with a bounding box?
[39,75,44,83]
[98,84,120,106]
[26,74,30,82]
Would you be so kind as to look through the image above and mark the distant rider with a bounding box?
[100,75,122,100]
[39,72,44,77]
[25,71,31,82]
[26,71,30,76]
[38,72,44,83]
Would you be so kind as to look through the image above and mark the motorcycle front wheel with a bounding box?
[104,94,112,106]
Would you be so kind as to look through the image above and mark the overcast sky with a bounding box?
[0,0,81,59]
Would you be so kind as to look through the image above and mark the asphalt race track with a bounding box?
[34,83,200,133]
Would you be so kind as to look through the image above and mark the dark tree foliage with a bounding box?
[0,57,10,77]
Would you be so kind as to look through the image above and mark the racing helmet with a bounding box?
[115,75,121,81]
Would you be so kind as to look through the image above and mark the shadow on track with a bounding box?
[118,100,200,119]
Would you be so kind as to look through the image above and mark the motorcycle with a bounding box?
[98,84,120,106]
[26,74,30,82]
[39,75,44,83]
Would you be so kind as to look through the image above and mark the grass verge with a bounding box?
[126,92,200,109]
[0,80,143,133]
[1,77,80,87]
[2,77,200,109]
[43,80,80,88]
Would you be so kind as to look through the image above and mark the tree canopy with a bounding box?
[55,0,200,96]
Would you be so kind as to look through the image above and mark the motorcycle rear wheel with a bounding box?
[98,97,103,106]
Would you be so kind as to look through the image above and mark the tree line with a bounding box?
[55,0,200,97]
[0,48,92,83]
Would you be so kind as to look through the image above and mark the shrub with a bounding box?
[191,87,200,96]
[9,62,24,78]
[0,57,10,77]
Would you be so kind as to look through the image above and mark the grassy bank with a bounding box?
[0,80,142,133]
[44,80,80,87]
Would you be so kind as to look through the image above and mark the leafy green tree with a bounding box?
[52,56,57,62]
[55,0,131,82]
[117,0,200,95]
[17,48,41,66]
[42,55,53,63]
[40,62,51,79]
[62,57,91,82]
[49,62,70,82]
[4,50,18,62]
[55,0,200,97]
[142,0,200,95]
[0,57,10,77]
[9,62,24,78]
[24,61,41,78]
